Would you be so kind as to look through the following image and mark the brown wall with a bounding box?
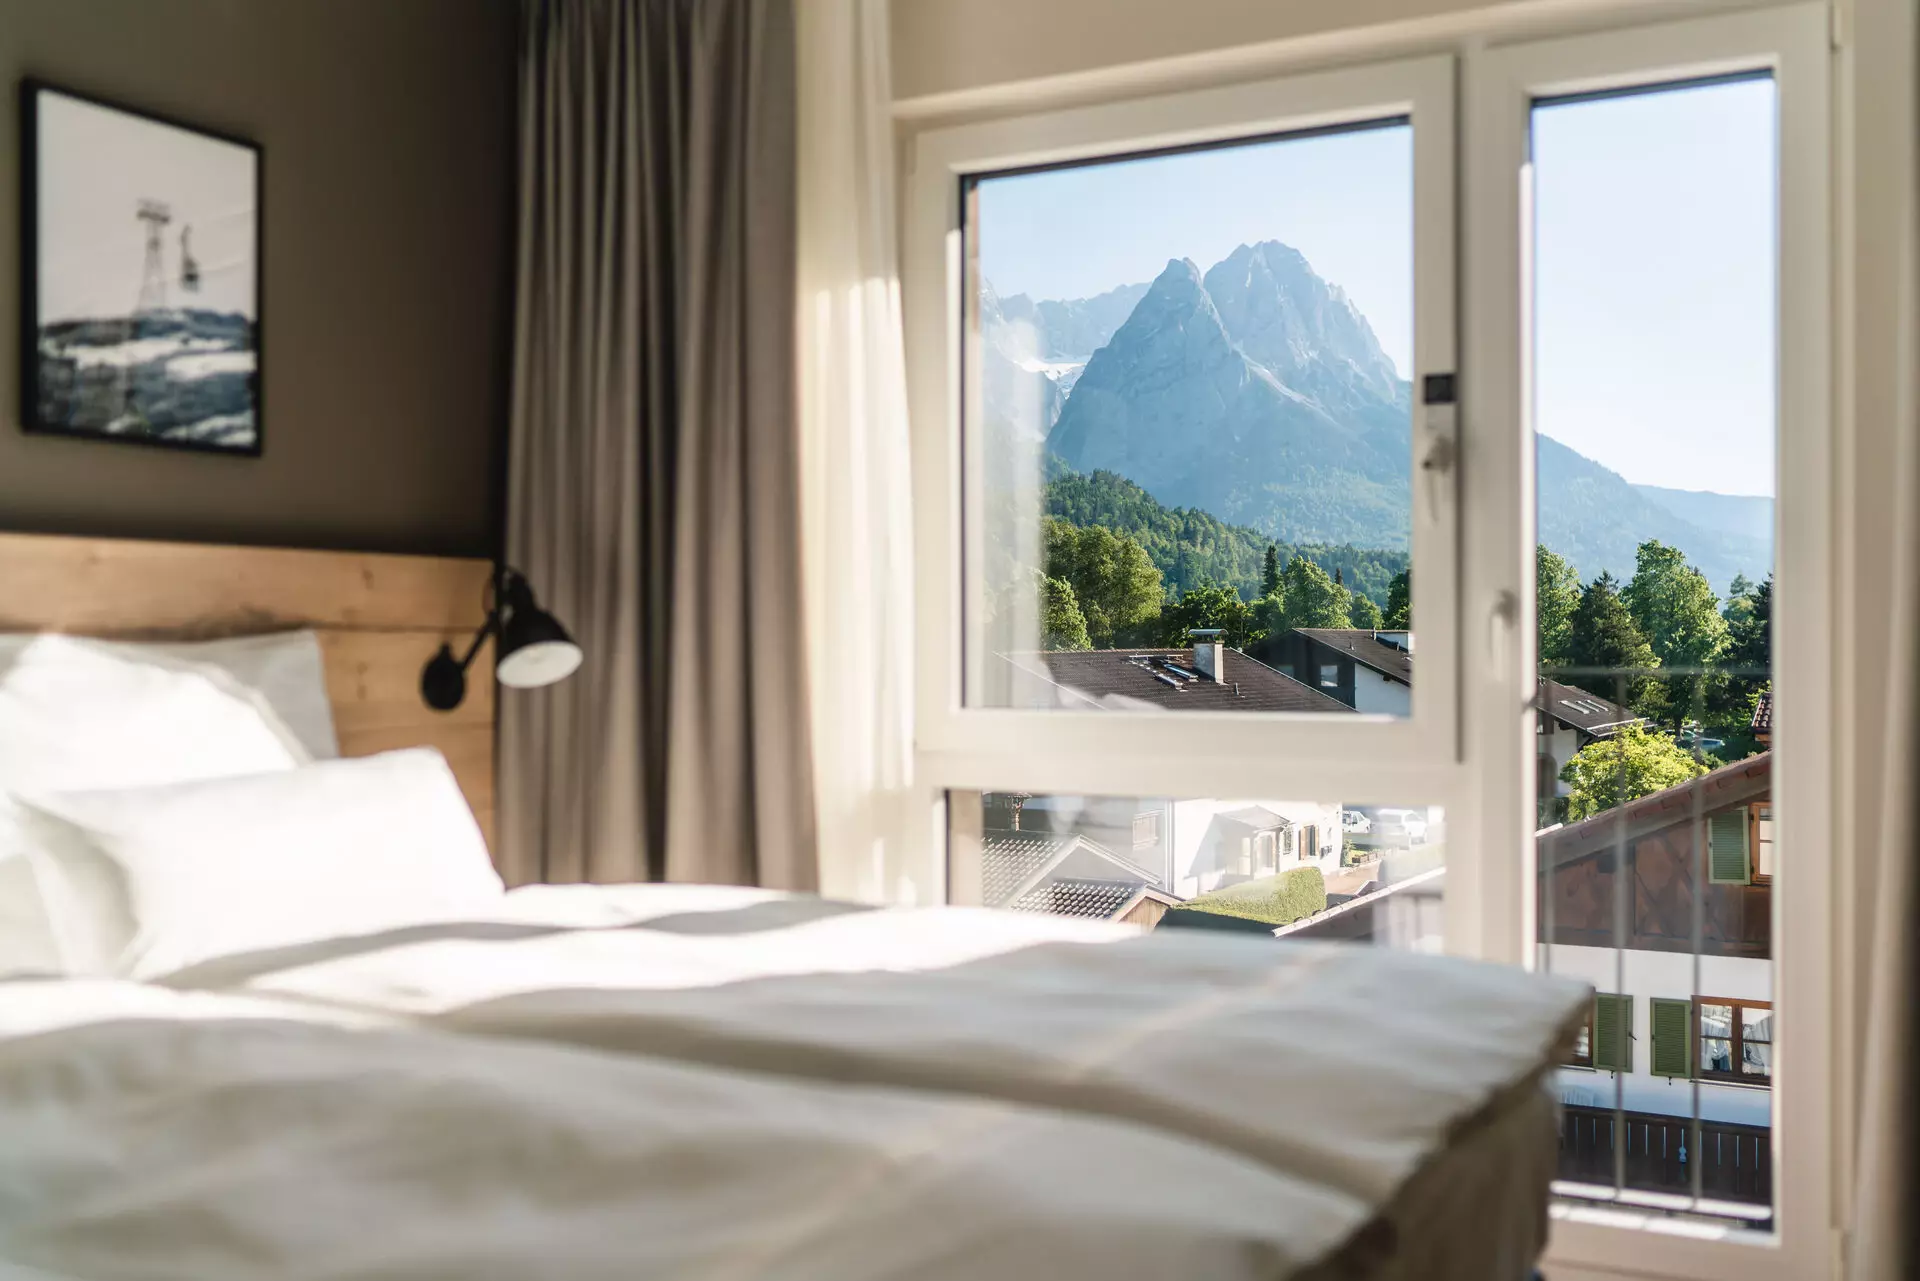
[0,0,517,557]
[1543,823,1771,960]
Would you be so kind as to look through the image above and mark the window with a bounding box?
[1566,1000,1595,1068]
[1697,999,1773,1086]
[907,6,1829,1271]
[1132,809,1163,850]
[1750,803,1774,883]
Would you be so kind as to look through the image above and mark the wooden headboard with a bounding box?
[0,532,496,845]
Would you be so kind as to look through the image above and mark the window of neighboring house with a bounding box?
[1254,829,1279,874]
[1696,998,1773,1086]
[1133,810,1162,850]
[1318,663,1341,690]
[1750,802,1774,883]
[1566,1001,1595,1068]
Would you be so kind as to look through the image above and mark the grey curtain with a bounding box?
[498,0,816,891]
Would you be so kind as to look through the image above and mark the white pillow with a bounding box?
[0,629,339,760]
[20,748,505,980]
[0,635,311,976]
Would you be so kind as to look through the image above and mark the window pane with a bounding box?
[964,123,1416,715]
[1530,75,1777,1228]
[949,791,1443,950]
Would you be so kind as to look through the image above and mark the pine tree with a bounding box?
[1567,572,1664,719]
[1334,566,1345,587]
[1349,592,1383,630]
[1383,569,1412,630]
[1261,545,1282,598]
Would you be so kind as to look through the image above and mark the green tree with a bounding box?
[1039,574,1091,650]
[1566,572,1664,718]
[1722,573,1757,628]
[1157,582,1257,649]
[1280,556,1353,630]
[1623,540,1730,668]
[1383,569,1411,630]
[1560,725,1710,821]
[1349,592,1384,630]
[1622,540,1730,727]
[1709,575,1771,755]
[1042,518,1163,648]
[1537,544,1581,668]
[1261,545,1282,597]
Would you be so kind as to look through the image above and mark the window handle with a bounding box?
[1487,589,1518,684]
[1419,373,1457,527]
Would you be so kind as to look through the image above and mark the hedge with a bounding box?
[1175,866,1328,929]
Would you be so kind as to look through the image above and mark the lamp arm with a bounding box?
[452,612,497,673]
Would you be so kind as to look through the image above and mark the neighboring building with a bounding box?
[1538,751,1774,1217]
[1751,687,1773,745]
[999,632,1352,713]
[1010,793,1347,902]
[978,828,1181,928]
[1536,677,1647,823]
[1261,627,1414,715]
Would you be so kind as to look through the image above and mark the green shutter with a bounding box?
[1650,998,1693,1078]
[1708,811,1750,884]
[1592,994,1632,1072]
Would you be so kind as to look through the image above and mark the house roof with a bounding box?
[1293,629,1415,685]
[1219,805,1289,831]
[1000,648,1352,714]
[1536,677,1643,736]
[1751,688,1773,735]
[1538,751,1771,869]
[980,829,1173,921]
[1009,878,1178,920]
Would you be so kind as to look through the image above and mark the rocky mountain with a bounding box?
[992,239,1771,592]
[1046,244,1412,548]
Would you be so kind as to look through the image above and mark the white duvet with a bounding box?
[0,885,1589,1281]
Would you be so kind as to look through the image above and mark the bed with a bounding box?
[0,533,1588,1281]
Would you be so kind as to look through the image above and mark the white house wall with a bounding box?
[1351,667,1411,716]
[1541,942,1773,1127]
[1169,797,1345,899]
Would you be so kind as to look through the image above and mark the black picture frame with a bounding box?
[19,79,264,457]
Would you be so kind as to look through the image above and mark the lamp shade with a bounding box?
[495,576,583,690]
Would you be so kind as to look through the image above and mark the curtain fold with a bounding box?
[500,0,816,891]
[1851,15,1920,1274]
[795,0,918,902]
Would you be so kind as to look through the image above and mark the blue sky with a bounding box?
[977,77,1776,498]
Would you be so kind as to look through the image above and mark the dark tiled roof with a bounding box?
[1293,629,1414,684]
[979,832,1079,906]
[1751,688,1773,734]
[1539,751,1771,868]
[1002,648,1352,713]
[1536,677,1643,736]
[1010,878,1146,920]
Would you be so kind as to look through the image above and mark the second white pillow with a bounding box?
[20,748,505,981]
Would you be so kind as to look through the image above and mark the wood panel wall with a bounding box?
[0,532,496,845]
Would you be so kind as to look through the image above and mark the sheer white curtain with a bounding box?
[796,0,918,902]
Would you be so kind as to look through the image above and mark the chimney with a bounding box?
[1188,628,1225,683]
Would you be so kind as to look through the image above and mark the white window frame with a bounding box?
[1465,7,1832,1279]
[901,56,1464,813]
[899,6,1834,1276]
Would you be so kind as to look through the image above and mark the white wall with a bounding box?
[1352,668,1412,716]
[1169,797,1345,898]
[1543,943,1773,1127]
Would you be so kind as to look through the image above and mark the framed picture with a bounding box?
[20,81,262,456]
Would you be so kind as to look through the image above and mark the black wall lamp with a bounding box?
[421,566,582,711]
